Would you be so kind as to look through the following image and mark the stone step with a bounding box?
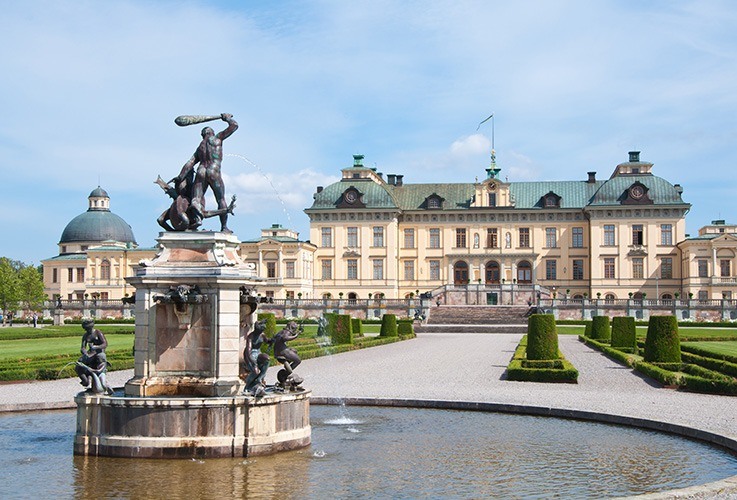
[416,324,528,334]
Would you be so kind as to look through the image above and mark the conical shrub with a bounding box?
[644,315,681,363]
[526,314,558,360]
[590,316,611,342]
[611,316,637,351]
[380,314,398,337]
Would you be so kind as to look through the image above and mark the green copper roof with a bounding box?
[309,180,398,210]
[588,174,685,206]
[60,210,137,245]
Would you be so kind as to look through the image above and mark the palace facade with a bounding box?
[42,153,737,308]
[304,151,693,302]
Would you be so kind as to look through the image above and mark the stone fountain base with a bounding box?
[74,390,311,458]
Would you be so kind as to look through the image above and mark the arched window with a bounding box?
[100,259,111,280]
[605,293,616,304]
[661,293,673,304]
[453,261,469,285]
[485,261,500,284]
[517,261,532,284]
[348,292,357,304]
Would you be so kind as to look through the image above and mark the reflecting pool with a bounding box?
[1,405,736,498]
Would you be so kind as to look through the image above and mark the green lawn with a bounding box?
[557,324,737,340]
[0,334,134,361]
[681,341,737,358]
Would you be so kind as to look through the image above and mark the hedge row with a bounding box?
[681,344,737,365]
[633,360,737,395]
[0,349,135,382]
[578,336,638,368]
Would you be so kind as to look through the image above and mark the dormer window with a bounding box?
[428,198,440,208]
[337,187,365,208]
[623,181,653,205]
[540,191,561,208]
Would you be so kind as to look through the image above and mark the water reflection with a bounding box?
[0,406,736,499]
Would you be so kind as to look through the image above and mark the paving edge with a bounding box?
[312,396,737,500]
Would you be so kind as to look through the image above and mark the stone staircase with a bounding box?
[415,305,529,334]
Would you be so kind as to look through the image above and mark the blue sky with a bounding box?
[1,0,736,265]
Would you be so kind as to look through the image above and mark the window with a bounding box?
[519,228,530,248]
[545,228,557,248]
[428,197,441,209]
[285,261,295,279]
[488,193,497,207]
[698,260,708,278]
[373,227,384,247]
[603,225,615,246]
[265,291,274,299]
[517,261,532,283]
[486,228,498,248]
[429,228,441,249]
[661,258,673,279]
[545,259,557,280]
[373,259,384,280]
[68,268,74,282]
[572,227,584,248]
[347,227,358,248]
[286,291,295,300]
[404,229,415,249]
[632,225,644,245]
[720,259,731,277]
[633,258,644,279]
[100,292,108,301]
[455,228,467,248]
[321,227,332,247]
[545,196,557,207]
[266,262,276,278]
[698,290,708,302]
[75,268,84,282]
[321,260,332,280]
[605,294,615,304]
[604,258,616,279]
[429,260,440,280]
[100,260,110,280]
[52,268,58,283]
[572,259,584,280]
[347,259,358,280]
[404,260,415,280]
[660,224,673,246]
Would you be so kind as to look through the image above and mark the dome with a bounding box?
[59,187,137,245]
[59,211,137,245]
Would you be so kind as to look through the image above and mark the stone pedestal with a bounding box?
[74,391,311,458]
[124,232,257,397]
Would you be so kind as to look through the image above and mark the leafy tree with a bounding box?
[17,265,45,311]
[0,257,20,312]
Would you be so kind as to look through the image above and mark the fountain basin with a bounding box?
[74,390,310,458]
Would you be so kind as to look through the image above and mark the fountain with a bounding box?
[73,114,310,458]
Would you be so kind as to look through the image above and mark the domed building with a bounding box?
[42,187,156,303]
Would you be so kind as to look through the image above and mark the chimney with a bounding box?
[353,154,364,167]
[387,174,396,185]
[628,151,640,162]
[587,172,596,183]
[316,186,323,193]
[396,175,403,186]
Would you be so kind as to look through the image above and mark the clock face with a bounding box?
[630,185,645,199]
[488,182,497,191]
[345,191,357,203]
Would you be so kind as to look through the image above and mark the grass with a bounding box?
[0,324,134,341]
[0,334,134,361]
[681,341,737,358]
[557,324,737,340]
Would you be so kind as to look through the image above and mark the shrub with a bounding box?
[590,316,611,342]
[351,318,363,337]
[611,316,637,351]
[397,319,414,335]
[331,314,354,345]
[526,314,558,360]
[584,321,592,338]
[380,314,398,337]
[644,316,681,363]
[257,313,277,336]
[325,313,339,338]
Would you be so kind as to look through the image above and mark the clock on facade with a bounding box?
[488,182,497,191]
[630,185,645,199]
[344,191,358,204]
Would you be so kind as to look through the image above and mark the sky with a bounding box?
[1,0,736,265]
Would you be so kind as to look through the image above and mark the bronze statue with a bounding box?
[272,321,304,391]
[75,319,112,394]
[156,113,238,232]
[243,320,271,397]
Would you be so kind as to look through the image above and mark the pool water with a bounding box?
[0,405,736,499]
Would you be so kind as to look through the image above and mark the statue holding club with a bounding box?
[156,113,238,232]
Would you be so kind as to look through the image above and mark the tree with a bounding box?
[0,257,20,312]
[17,265,45,311]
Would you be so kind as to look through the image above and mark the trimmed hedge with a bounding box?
[257,313,277,337]
[526,314,558,360]
[584,321,592,338]
[332,314,354,345]
[611,316,637,351]
[351,318,364,337]
[644,316,681,363]
[590,316,611,342]
[507,335,578,383]
[681,344,737,365]
[579,336,637,367]
[397,319,414,336]
[380,314,398,337]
